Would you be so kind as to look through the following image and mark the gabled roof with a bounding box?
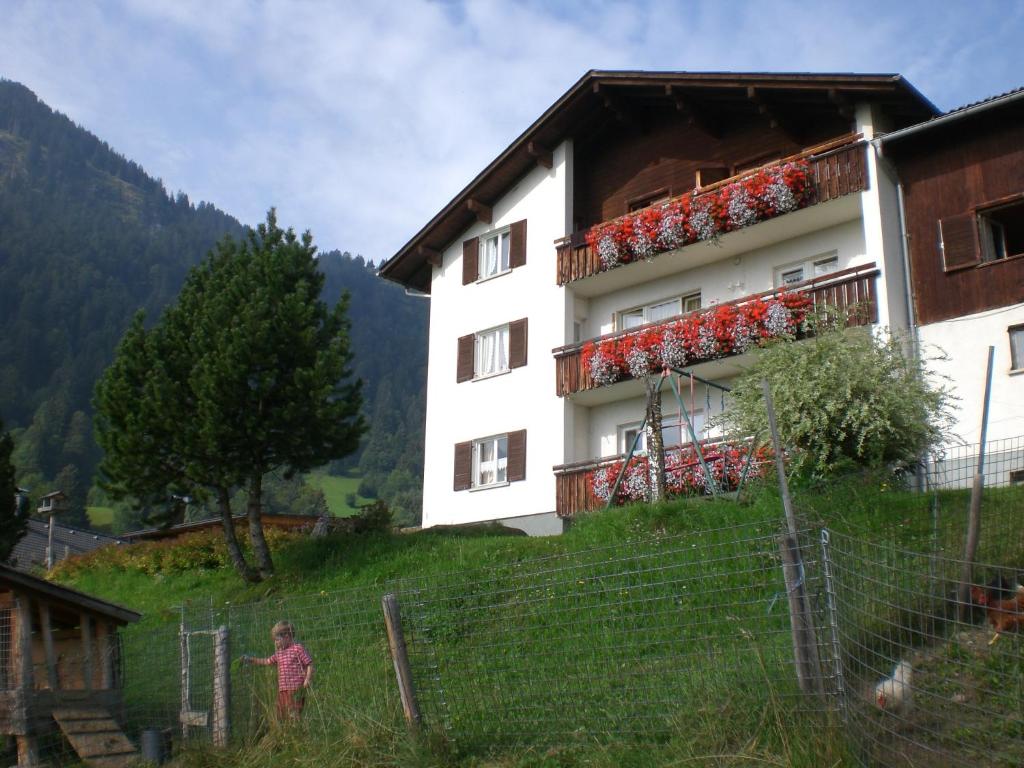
[0,563,141,624]
[379,70,937,293]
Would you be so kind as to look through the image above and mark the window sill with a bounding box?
[1010,368,1024,377]
[470,481,510,493]
[473,369,511,382]
[476,269,512,285]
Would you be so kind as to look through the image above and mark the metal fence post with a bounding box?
[819,529,847,719]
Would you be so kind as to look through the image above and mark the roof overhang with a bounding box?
[878,87,1024,148]
[379,70,937,293]
[0,564,141,624]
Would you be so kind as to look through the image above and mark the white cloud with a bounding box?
[1,0,1022,262]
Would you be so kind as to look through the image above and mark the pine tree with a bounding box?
[95,210,365,581]
[0,415,29,560]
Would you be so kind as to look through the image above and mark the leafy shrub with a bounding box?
[721,323,952,477]
[51,527,300,578]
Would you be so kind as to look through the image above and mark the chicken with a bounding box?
[874,660,913,713]
[970,578,1024,645]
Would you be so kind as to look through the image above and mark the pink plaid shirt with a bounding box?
[259,643,313,691]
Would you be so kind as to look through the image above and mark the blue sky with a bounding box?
[2,0,1022,263]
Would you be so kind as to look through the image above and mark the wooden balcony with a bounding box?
[553,263,879,397]
[555,137,869,286]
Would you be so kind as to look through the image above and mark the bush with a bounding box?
[721,323,951,478]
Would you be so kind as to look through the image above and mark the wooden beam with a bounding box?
[15,594,33,691]
[80,613,93,691]
[828,88,855,120]
[746,86,802,144]
[97,621,114,689]
[527,141,553,169]
[416,245,442,267]
[665,85,720,138]
[466,198,492,224]
[39,602,59,691]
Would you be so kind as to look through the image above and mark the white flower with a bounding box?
[764,302,792,337]
[591,468,613,502]
[628,229,657,261]
[731,314,758,353]
[597,235,622,269]
[764,167,799,213]
[625,346,653,379]
[726,187,758,229]
[695,323,719,359]
[690,198,719,243]
[588,348,620,386]
[658,207,687,250]
[660,327,687,368]
[621,464,649,501]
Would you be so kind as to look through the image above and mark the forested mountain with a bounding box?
[0,80,427,527]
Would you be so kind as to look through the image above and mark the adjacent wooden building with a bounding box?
[0,564,141,766]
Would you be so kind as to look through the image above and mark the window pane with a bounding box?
[1010,328,1024,370]
[621,309,644,329]
[648,299,681,323]
[813,256,839,276]
[496,437,508,483]
[477,326,509,376]
[682,292,702,313]
[477,440,495,486]
[780,267,803,286]
[662,422,682,448]
[481,236,499,277]
[500,232,511,271]
[621,425,644,454]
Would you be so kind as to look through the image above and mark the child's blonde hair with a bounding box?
[271,620,295,639]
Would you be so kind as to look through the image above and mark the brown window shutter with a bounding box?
[456,334,475,382]
[509,219,527,268]
[509,318,528,369]
[462,237,479,284]
[453,441,473,491]
[507,429,527,482]
[939,213,979,272]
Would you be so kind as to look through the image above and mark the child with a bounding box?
[244,620,314,721]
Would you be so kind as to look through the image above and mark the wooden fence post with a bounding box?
[762,379,823,696]
[212,626,230,747]
[381,593,421,729]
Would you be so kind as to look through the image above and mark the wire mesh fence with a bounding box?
[823,528,1024,768]
[923,436,1024,491]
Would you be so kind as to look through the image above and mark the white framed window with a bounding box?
[774,252,839,288]
[618,292,701,330]
[618,410,705,454]
[1009,325,1024,372]
[473,434,508,488]
[479,229,511,280]
[475,324,510,378]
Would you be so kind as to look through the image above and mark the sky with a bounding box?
[2,0,1023,264]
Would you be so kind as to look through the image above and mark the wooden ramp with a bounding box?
[52,708,139,767]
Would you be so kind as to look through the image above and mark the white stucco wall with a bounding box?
[918,304,1024,444]
[420,142,572,527]
[577,219,868,339]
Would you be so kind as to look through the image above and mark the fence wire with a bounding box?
[823,528,1024,768]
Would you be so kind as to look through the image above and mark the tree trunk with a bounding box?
[247,473,274,578]
[645,376,666,502]
[217,486,259,583]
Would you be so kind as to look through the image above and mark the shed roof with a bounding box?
[0,563,141,625]
[7,519,127,572]
[378,70,937,292]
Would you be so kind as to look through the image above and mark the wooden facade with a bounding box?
[553,263,879,398]
[556,138,868,285]
[0,565,140,766]
[883,96,1024,325]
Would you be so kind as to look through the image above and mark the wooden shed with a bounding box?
[0,564,141,767]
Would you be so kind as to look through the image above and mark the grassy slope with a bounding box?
[305,470,375,516]
[54,480,1024,768]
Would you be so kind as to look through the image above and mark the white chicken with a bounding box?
[874,660,913,713]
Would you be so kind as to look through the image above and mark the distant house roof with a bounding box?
[6,519,128,572]
[40,490,68,500]
[121,513,330,541]
[880,86,1024,145]
[378,69,937,293]
[0,563,140,624]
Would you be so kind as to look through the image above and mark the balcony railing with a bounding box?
[555,136,868,285]
[553,263,879,397]
[553,438,769,518]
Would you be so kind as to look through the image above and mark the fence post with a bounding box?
[179,610,189,740]
[819,530,847,718]
[382,593,421,729]
[212,626,230,747]
[958,345,994,621]
[763,379,822,696]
